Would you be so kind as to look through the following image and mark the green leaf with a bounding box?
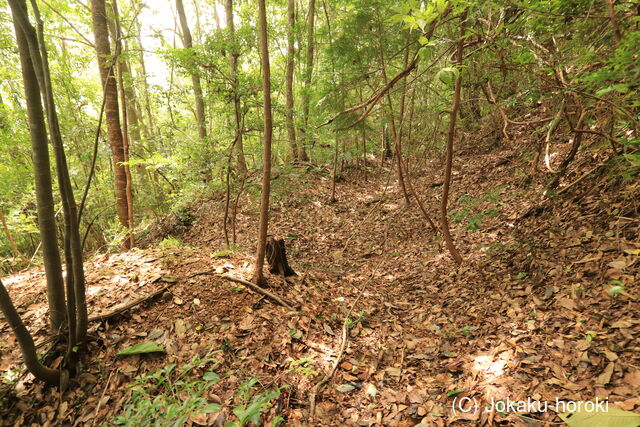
[435,67,459,85]
[201,403,221,414]
[559,405,640,427]
[608,285,626,296]
[447,389,464,397]
[117,341,165,356]
[595,84,629,97]
[203,371,220,382]
[211,251,230,259]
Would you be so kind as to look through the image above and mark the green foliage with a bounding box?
[287,356,318,378]
[211,250,231,259]
[159,236,183,249]
[451,186,505,231]
[113,354,222,426]
[114,356,282,426]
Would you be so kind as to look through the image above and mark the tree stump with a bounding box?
[266,237,297,277]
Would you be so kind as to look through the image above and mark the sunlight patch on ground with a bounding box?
[472,351,515,383]
[86,284,109,297]
[1,272,41,291]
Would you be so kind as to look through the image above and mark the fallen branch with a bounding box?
[220,274,297,311]
[88,283,174,323]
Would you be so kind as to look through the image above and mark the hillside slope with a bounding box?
[1,121,638,426]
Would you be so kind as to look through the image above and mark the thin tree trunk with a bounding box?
[285,0,298,161]
[0,211,30,264]
[253,0,273,286]
[25,0,87,346]
[224,0,247,175]
[90,0,130,243]
[176,0,207,140]
[440,13,466,265]
[298,0,315,161]
[377,25,410,206]
[361,126,367,181]
[330,136,339,202]
[605,0,623,45]
[212,0,221,30]
[406,74,417,175]
[395,31,413,207]
[131,0,157,137]
[0,279,60,385]
[10,0,66,331]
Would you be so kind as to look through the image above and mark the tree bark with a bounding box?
[298,0,315,161]
[176,0,207,140]
[10,0,66,331]
[253,0,273,286]
[440,13,466,265]
[285,0,298,161]
[224,0,247,175]
[90,0,130,243]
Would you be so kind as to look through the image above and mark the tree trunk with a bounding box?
[395,31,413,207]
[377,25,410,207]
[0,279,60,385]
[0,210,30,264]
[90,0,130,244]
[440,13,466,265]
[10,0,66,331]
[253,0,273,286]
[330,135,339,202]
[25,0,88,346]
[224,0,247,175]
[131,0,157,138]
[176,0,207,140]
[110,0,135,248]
[212,0,221,30]
[285,0,298,161]
[605,0,623,45]
[298,0,315,161]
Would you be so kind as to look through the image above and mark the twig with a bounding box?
[308,313,349,416]
[557,162,607,195]
[187,269,215,278]
[544,101,565,173]
[308,242,388,416]
[220,274,297,311]
[91,370,113,427]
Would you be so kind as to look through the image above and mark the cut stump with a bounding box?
[266,237,297,277]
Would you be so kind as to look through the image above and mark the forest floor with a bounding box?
[1,124,639,426]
